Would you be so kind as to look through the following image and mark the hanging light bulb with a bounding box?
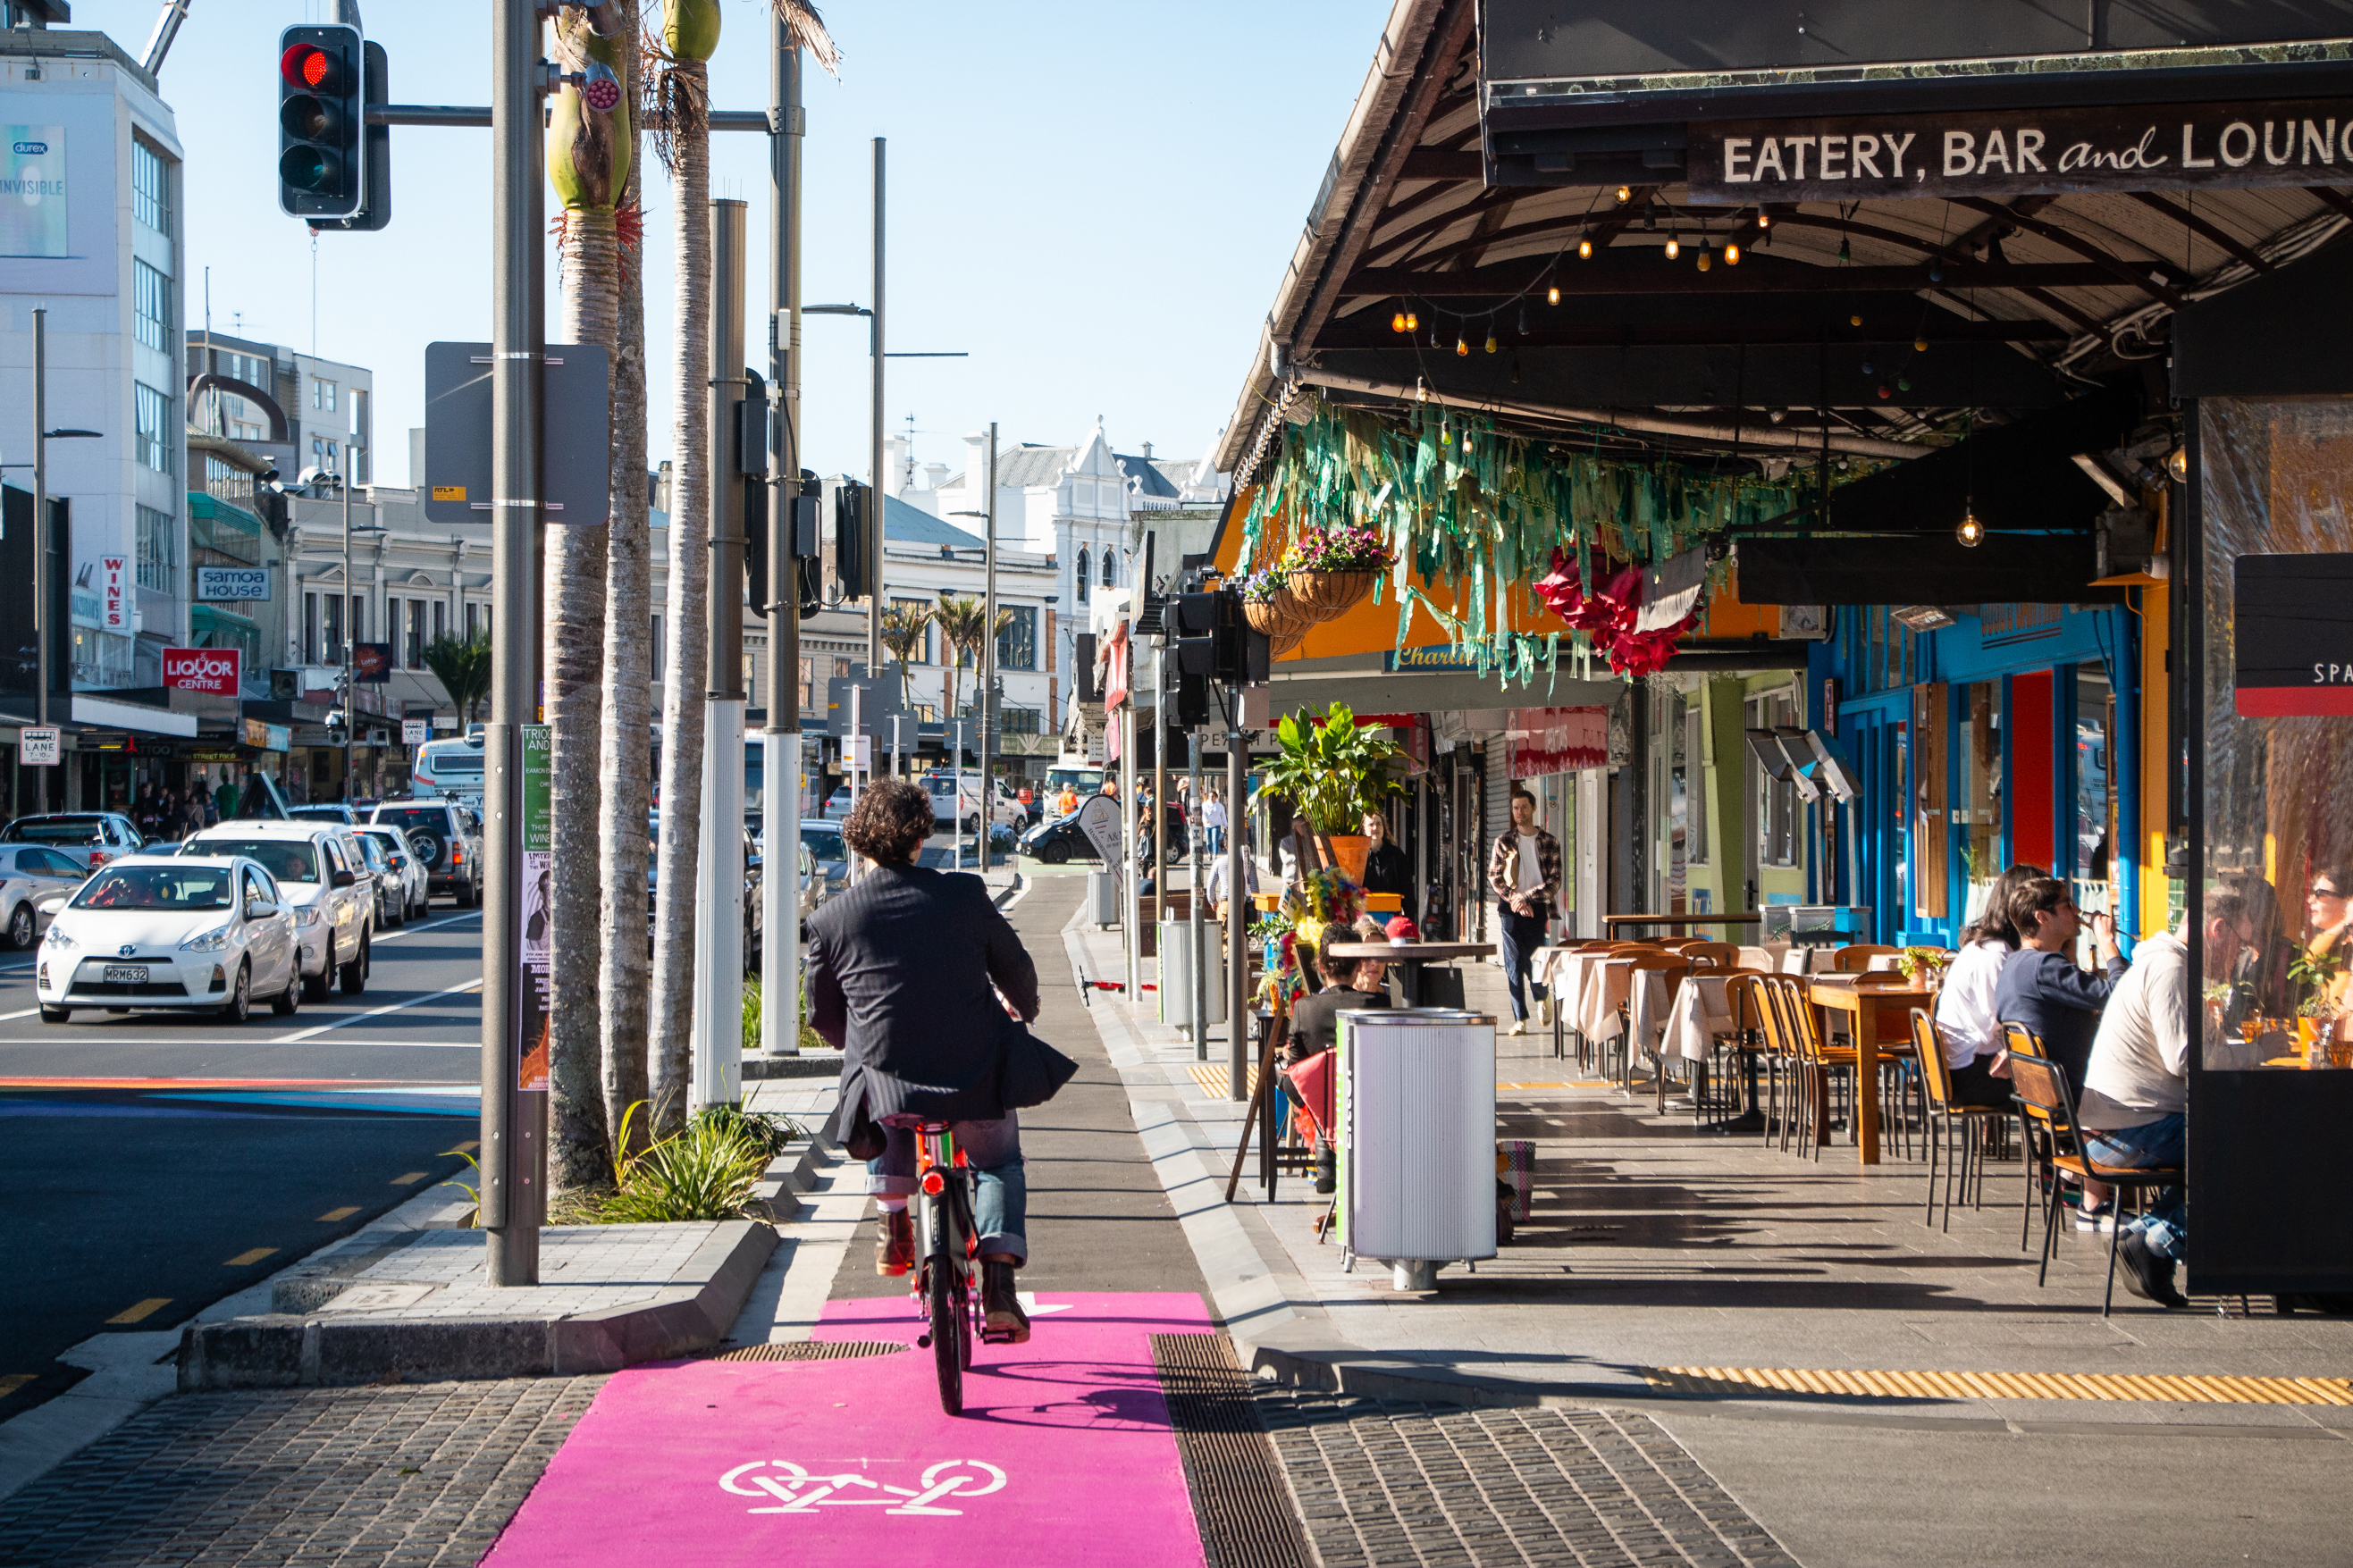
[1510,354,1521,385]
[1484,331,1499,354]
[1577,238,1592,261]
[1405,310,1419,331]
[1755,207,1770,230]
[1517,303,1527,334]
[1914,335,1929,352]
[2167,447,2189,482]
[1850,313,1864,327]
[1456,334,1469,356]
[1550,280,1564,303]
[1391,310,1408,332]
[1415,376,1427,404]
[1616,184,1632,203]
[1956,508,1985,547]
[1725,239,1742,265]
[1696,250,1711,272]
[1838,234,1852,262]
[1665,231,1680,260]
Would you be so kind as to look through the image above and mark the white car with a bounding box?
[36,855,301,1024]
[183,822,374,1001]
[357,826,431,925]
[0,844,89,950]
[921,773,1025,835]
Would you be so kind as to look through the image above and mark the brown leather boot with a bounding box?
[981,1260,1029,1343]
[875,1208,914,1277]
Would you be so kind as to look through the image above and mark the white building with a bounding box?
[891,420,1230,736]
[0,20,189,695]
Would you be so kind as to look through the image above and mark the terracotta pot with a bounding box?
[1325,833,1372,885]
[1286,568,1379,616]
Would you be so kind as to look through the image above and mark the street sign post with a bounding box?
[422,341,610,526]
[20,727,59,767]
[402,717,429,746]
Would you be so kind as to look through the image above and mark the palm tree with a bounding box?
[646,0,721,1136]
[542,0,633,1190]
[420,634,491,725]
[878,600,932,712]
[599,13,652,1150]
[933,593,1012,721]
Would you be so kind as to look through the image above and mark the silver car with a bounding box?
[357,826,431,925]
[0,844,88,950]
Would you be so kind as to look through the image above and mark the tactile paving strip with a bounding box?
[1647,1366,2353,1404]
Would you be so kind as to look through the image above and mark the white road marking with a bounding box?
[273,978,483,1044]
[0,1007,39,1021]
[370,912,482,944]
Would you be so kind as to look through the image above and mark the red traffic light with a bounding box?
[280,42,340,92]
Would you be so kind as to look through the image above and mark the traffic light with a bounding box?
[311,38,391,232]
[737,370,769,620]
[1172,588,1255,686]
[793,472,823,620]
[278,24,366,221]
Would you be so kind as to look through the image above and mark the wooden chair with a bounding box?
[2004,1051,2184,1313]
[1681,942,1738,970]
[1619,953,1690,1096]
[2003,1022,2073,1258]
[1753,975,1819,1153]
[1831,943,1900,972]
[1910,1008,2015,1231]
[1717,972,1775,1132]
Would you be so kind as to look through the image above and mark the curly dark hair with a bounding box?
[842,779,933,866]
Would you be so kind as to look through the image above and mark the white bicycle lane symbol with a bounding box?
[719,1459,1007,1516]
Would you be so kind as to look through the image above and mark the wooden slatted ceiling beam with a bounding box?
[1951,196,2184,306]
[2124,189,2271,273]
[2300,184,2353,222]
[1345,261,2118,297]
[1364,185,1517,270]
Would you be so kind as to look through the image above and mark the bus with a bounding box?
[411,735,487,807]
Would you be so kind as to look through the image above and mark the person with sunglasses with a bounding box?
[1993,876,2126,1090]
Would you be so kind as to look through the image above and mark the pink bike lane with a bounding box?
[483,1290,1214,1568]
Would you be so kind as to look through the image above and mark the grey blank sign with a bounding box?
[423,341,612,525]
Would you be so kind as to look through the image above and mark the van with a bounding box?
[412,736,487,807]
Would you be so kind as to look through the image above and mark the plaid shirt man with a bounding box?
[1488,825,1564,924]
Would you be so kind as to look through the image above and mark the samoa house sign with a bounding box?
[1687,97,2353,203]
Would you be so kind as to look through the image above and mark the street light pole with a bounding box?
[867,137,885,678]
[31,307,48,817]
[342,467,355,798]
[482,0,547,1287]
[979,422,996,865]
[760,19,803,1060]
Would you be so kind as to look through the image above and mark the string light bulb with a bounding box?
[1405,310,1418,331]
[1484,331,1499,354]
[1577,238,1592,260]
[2166,447,2189,482]
[1696,249,1711,272]
[1550,281,1563,301]
[1456,334,1469,356]
[1850,313,1863,327]
[1391,311,1408,332]
[1956,508,1985,548]
[1755,207,1770,230]
[1665,231,1680,260]
[1837,235,1852,263]
[1616,184,1632,203]
[1914,336,1929,352]
[1725,239,1741,265]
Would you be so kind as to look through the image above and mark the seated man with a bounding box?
[1993,876,2124,1087]
[2080,888,2257,1307]
[1282,943,1391,1069]
[807,779,1044,1342]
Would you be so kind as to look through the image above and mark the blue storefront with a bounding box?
[1827,600,2138,949]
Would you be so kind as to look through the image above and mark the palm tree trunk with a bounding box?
[648,57,711,1135]
[549,205,616,1191]
[599,24,652,1147]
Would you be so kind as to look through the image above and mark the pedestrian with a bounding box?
[1486,784,1562,1036]
[132,782,161,841]
[1359,809,1415,926]
[214,770,240,823]
[1201,786,1227,856]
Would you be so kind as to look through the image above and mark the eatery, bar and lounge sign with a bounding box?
[1687,98,2353,202]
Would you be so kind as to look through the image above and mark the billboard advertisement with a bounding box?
[0,125,67,258]
[164,647,240,696]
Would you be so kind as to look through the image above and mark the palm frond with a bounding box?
[773,0,842,77]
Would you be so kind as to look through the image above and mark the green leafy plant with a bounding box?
[1895,945,1951,982]
[2289,946,2344,1019]
[1279,519,1391,574]
[593,1101,774,1223]
[419,635,492,725]
[441,1150,483,1227]
[1236,568,1286,603]
[1257,701,1405,835]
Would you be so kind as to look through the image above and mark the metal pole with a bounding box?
[483,0,545,1287]
[866,137,885,675]
[1227,704,1248,1101]
[1122,699,1138,1001]
[758,25,802,1057]
[342,472,355,798]
[1189,728,1206,1059]
[980,422,996,868]
[954,717,965,868]
[31,307,46,816]
[693,197,749,1112]
[1152,638,1166,933]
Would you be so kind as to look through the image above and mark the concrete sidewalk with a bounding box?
[1071,907,2353,1425]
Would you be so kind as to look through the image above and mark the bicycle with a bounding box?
[907,1119,984,1415]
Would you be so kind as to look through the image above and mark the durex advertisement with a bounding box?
[0,125,66,258]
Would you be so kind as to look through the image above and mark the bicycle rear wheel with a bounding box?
[929,1262,964,1415]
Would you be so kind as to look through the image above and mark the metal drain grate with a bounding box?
[705,1340,910,1362]
[1648,1365,2353,1404]
[1153,1333,1313,1568]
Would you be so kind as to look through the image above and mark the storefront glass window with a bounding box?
[1958,682,2002,918]
[2199,396,2353,1059]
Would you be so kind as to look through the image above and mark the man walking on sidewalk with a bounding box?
[1488,785,1561,1036]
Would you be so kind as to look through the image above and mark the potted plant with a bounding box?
[1279,521,1391,618]
[1237,567,1312,636]
[1257,701,1404,885]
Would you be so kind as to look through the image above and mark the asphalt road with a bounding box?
[0,903,486,1423]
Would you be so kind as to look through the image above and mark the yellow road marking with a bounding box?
[390,1171,428,1186]
[105,1298,171,1325]
[0,1374,33,1400]
[318,1206,360,1222]
[223,1247,279,1267]
[1647,1366,2353,1405]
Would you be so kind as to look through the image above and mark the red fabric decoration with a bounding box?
[1534,547,1698,676]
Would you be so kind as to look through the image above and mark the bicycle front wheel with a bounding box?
[929,1261,964,1415]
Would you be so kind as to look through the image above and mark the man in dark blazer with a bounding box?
[808,779,1044,1342]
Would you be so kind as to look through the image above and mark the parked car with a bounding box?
[35,854,302,1024]
[182,821,375,1001]
[1,813,147,872]
[349,830,410,928]
[357,826,431,924]
[800,819,851,902]
[1019,809,1102,866]
[0,844,89,949]
[920,772,1026,835]
[817,786,855,820]
[368,800,483,906]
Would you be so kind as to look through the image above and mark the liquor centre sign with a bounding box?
[1689,97,2353,203]
[163,647,240,696]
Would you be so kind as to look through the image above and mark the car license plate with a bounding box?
[102,964,149,985]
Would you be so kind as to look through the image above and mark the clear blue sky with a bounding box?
[75,0,1390,485]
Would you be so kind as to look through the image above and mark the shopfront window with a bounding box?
[1749,688,1799,867]
[2200,395,2353,1058]
[1957,682,2002,918]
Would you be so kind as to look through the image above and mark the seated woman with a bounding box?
[1932,864,2046,1107]
[1283,943,1391,1069]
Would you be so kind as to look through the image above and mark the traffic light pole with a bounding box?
[482,0,546,1287]
[760,26,803,1058]
[866,138,885,678]
[30,308,47,818]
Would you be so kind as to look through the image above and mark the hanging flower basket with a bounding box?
[1270,631,1304,658]
[1245,591,1315,636]
[1286,568,1379,617]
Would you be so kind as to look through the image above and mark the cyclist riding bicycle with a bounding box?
[807,779,1056,1344]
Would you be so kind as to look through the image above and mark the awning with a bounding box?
[72,694,198,737]
[1735,535,2120,607]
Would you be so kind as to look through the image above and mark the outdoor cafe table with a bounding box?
[1324,940,1495,1007]
[1806,976,1934,1165]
